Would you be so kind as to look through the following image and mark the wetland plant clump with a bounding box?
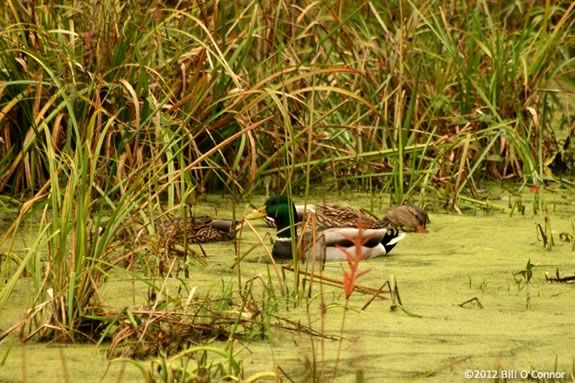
[0,0,574,381]
[0,1,573,202]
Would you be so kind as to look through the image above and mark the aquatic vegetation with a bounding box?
[332,227,372,380]
[0,1,572,203]
[513,259,535,309]
[509,195,526,217]
[118,346,276,383]
[513,259,535,285]
[104,278,283,359]
[0,0,574,381]
[536,210,556,251]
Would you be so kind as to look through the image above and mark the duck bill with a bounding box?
[245,207,268,220]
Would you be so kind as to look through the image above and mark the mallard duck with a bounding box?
[380,205,429,233]
[250,196,405,261]
[256,200,429,232]
[155,215,240,250]
[259,201,381,229]
[305,203,381,228]
[310,203,429,232]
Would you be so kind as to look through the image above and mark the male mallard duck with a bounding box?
[250,196,405,261]
[381,205,429,233]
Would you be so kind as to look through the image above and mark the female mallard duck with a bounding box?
[252,196,405,261]
[257,200,428,233]
[260,201,380,229]
[304,203,381,228]
[310,203,429,232]
[155,215,239,250]
[381,205,429,233]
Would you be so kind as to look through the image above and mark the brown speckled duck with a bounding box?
[380,205,429,233]
[256,200,428,233]
[155,215,240,250]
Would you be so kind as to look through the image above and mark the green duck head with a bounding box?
[265,195,298,238]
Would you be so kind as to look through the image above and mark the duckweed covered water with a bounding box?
[1,189,575,382]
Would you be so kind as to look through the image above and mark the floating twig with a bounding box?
[458,297,484,309]
[545,269,575,284]
[361,281,391,310]
[282,266,389,300]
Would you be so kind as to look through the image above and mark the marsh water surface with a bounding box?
[1,190,575,382]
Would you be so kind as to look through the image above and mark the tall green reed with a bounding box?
[1,1,571,204]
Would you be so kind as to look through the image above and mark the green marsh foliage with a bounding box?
[0,0,573,372]
[0,0,573,199]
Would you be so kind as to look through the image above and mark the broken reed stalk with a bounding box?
[458,297,484,309]
[281,266,390,301]
[545,269,575,284]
